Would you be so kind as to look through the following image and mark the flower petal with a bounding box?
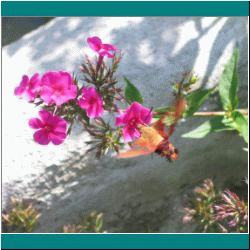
[40,71,76,106]
[86,105,97,118]
[140,107,152,125]
[53,120,67,133]
[39,109,51,120]
[115,114,125,126]
[14,86,25,96]
[29,118,43,129]
[95,103,104,117]
[101,44,118,51]
[87,37,102,52]
[49,132,66,145]
[39,110,54,124]
[30,73,39,82]
[122,126,135,142]
[40,86,54,105]
[33,130,50,145]
[78,98,87,109]
[20,75,29,87]
[79,87,104,118]
[133,128,141,139]
[24,91,37,102]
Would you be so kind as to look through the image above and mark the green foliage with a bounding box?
[183,179,248,233]
[85,118,123,158]
[182,47,248,143]
[2,197,41,233]
[85,211,104,233]
[182,117,234,139]
[183,179,219,232]
[183,88,215,118]
[78,107,90,125]
[124,77,144,104]
[173,72,199,96]
[231,110,248,143]
[63,211,105,233]
[219,47,239,111]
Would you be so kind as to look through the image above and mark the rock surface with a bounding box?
[2,17,248,233]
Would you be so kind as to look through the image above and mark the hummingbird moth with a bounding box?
[116,97,187,161]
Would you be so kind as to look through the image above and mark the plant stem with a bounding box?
[96,55,104,75]
[192,109,248,117]
[154,109,248,117]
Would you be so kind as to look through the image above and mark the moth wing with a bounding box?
[116,126,163,159]
[151,117,167,137]
[152,97,187,137]
[116,146,154,158]
[173,96,187,120]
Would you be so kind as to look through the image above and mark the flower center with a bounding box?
[129,117,139,127]
[44,124,53,133]
[89,97,96,105]
[26,81,34,90]
[53,85,64,96]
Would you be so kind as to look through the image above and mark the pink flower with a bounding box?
[29,110,67,145]
[78,87,104,118]
[115,102,152,142]
[87,36,118,58]
[40,71,77,106]
[14,74,41,101]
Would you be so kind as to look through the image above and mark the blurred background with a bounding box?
[2,17,54,46]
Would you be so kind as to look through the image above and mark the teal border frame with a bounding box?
[1,234,249,249]
[1,1,249,16]
[1,1,249,249]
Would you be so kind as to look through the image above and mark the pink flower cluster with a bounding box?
[14,71,77,106]
[16,36,152,147]
[214,189,248,228]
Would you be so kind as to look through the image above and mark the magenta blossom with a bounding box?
[14,74,41,101]
[115,102,152,142]
[87,36,118,58]
[40,71,77,106]
[29,110,67,145]
[78,87,104,118]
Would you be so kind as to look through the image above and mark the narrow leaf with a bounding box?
[184,88,214,118]
[219,47,239,111]
[124,77,144,104]
[231,110,248,143]
[79,109,90,125]
[182,116,233,139]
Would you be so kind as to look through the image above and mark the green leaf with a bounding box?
[95,213,103,233]
[231,110,248,143]
[182,116,233,139]
[183,88,214,118]
[79,109,90,125]
[124,77,144,104]
[219,47,239,111]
